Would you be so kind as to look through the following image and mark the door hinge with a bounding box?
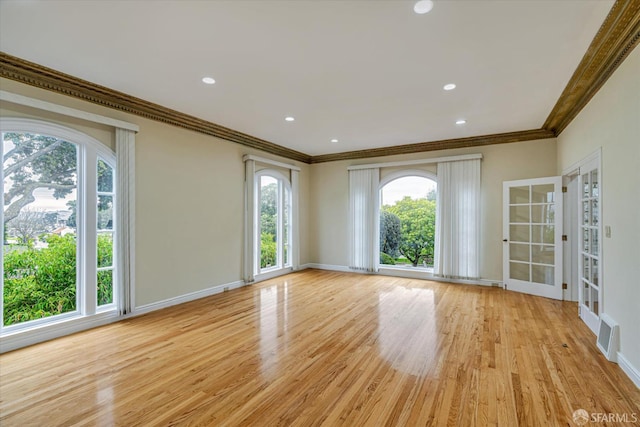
[562,186,567,193]
[562,235,568,241]
[562,283,568,290]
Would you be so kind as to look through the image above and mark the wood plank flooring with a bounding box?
[1,270,638,426]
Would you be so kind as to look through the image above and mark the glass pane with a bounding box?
[509,225,530,243]
[509,186,529,204]
[531,184,554,203]
[582,174,590,198]
[582,201,590,225]
[591,258,599,286]
[583,281,591,309]
[591,199,599,226]
[2,132,78,326]
[531,204,554,224]
[591,228,599,256]
[582,228,590,253]
[583,256,590,283]
[97,159,114,192]
[532,225,554,244]
[283,187,290,266]
[591,286,599,315]
[532,265,554,285]
[97,233,113,268]
[532,245,554,265]
[98,195,113,230]
[97,269,113,306]
[590,170,598,198]
[510,243,529,262]
[260,175,278,269]
[510,262,529,281]
[510,205,529,223]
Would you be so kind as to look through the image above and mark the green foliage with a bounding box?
[3,233,114,326]
[380,210,402,259]
[260,232,277,268]
[97,233,113,305]
[3,234,76,325]
[380,252,396,265]
[259,181,278,269]
[383,196,436,267]
[260,182,277,237]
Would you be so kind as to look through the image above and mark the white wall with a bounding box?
[309,139,558,281]
[557,47,640,376]
[0,78,311,308]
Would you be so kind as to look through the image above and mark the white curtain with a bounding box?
[116,128,135,314]
[434,158,481,280]
[243,159,256,283]
[291,169,300,271]
[349,168,379,272]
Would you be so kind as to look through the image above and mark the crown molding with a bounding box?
[309,129,555,163]
[543,0,640,135]
[0,52,312,164]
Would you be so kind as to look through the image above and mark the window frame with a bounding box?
[1,117,117,333]
[254,169,292,277]
[378,169,438,273]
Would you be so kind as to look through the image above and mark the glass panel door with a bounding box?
[578,158,601,333]
[503,177,563,300]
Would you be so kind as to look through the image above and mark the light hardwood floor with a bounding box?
[1,270,638,426]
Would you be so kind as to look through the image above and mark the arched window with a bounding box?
[379,170,437,269]
[1,118,117,330]
[256,170,292,274]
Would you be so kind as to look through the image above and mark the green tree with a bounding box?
[380,210,401,259]
[260,182,277,237]
[386,197,436,267]
[3,132,77,224]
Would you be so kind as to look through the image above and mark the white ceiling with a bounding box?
[0,0,614,156]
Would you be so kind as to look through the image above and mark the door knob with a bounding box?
[503,239,508,242]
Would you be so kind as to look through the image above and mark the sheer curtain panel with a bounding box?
[348,168,379,272]
[116,128,135,314]
[434,158,481,280]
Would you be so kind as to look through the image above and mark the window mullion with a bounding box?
[277,181,284,268]
[82,148,97,316]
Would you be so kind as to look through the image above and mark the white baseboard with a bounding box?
[133,280,246,316]
[303,263,500,287]
[617,352,640,389]
[302,263,353,273]
[0,311,120,353]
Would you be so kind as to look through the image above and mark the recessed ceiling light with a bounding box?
[331,139,339,143]
[285,116,295,122]
[456,119,467,125]
[414,0,434,14]
[443,83,456,91]
[201,77,216,85]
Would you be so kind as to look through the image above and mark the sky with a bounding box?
[381,176,436,206]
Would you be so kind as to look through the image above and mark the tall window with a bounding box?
[256,171,291,274]
[1,120,116,330]
[379,173,437,269]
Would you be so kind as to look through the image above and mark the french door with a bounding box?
[503,177,563,299]
[578,157,601,333]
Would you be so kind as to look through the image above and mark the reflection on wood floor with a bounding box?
[1,270,638,426]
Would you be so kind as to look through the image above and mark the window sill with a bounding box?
[378,265,435,280]
[0,310,120,353]
[254,266,294,283]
